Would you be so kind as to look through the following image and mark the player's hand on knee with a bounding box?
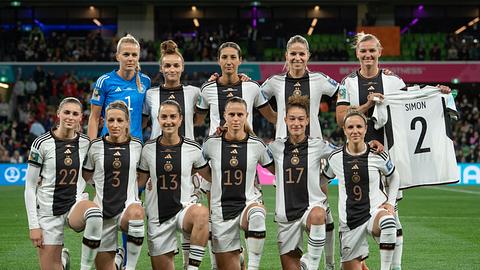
[380,203,395,215]
[29,228,43,248]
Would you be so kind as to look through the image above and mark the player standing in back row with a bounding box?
[261,35,338,270]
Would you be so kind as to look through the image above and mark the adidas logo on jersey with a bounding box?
[168,94,176,99]
[227,92,234,97]
[115,87,122,92]
[114,151,121,156]
[368,85,375,91]
[352,164,359,170]
[294,82,301,87]
[64,149,72,154]
[165,154,172,159]
[230,149,238,154]
[292,148,299,154]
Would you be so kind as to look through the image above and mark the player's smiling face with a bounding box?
[344,115,367,144]
[116,42,140,73]
[158,104,183,136]
[218,47,242,76]
[161,54,184,85]
[356,39,382,69]
[285,106,309,137]
[224,102,248,132]
[57,103,82,131]
[286,42,309,73]
[106,109,129,141]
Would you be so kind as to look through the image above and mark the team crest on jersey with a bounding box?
[64,157,73,166]
[28,150,41,163]
[290,148,300,165]
[113,158,122,169]
[164,161,173,172]
[293,82,302,96]
[230,157,239,167]
[351,173,361,183]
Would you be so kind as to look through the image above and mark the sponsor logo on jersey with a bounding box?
[386,159,393,172]
[92,88,101,101]
[28,150,41,163]
[327,77,338,87]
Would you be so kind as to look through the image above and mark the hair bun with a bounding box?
[160,40,178,55]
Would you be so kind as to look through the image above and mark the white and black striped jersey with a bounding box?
[323,145,395,231]
[27,130,90,216]
[202,134,273,221]
[337,69,406,144]
[269,137,336,222]
[261,72,339,139]
[143,85,200,140]
[83,137,143,218]
[138,136,208,223]
[372,86,459,189]
[196,79,269,135]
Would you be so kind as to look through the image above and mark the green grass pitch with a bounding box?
[1,185,479,269]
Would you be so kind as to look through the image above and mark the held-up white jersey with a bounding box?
[138,136,208,223]
[83,137,143,218]
[202,134,273,221]
[27,131,90,217]
[338,69,406,144]
[261,72,338,139]
[372,86,459,189]
[269,137,336,222]
[143,85,200,140]
[324,145,395,231]
[196,80,269,135]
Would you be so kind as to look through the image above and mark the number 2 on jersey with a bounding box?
[410,116,431,154]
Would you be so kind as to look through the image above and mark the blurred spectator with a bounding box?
[9,150,24,164]
[29,117,46,138]
[430,43,441,60]
[0,96,9,123]
[447,45,458,60]
[416,44,426,60]
[25,77,38,96]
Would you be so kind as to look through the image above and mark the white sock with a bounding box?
[246,207,266,270]
[379,215,396,270]
[187,244,206,270]
[300,253,309,270]
[125,220,144,270]
[182,234,191,270]
[80,207,103,270]
[325,208,335,268]
[114,247,125,270]
[392,209,403,270]
[307,224,326,270]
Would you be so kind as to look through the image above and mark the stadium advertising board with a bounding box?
[256,163,480,186]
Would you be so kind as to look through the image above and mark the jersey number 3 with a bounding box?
[410,116,431,154]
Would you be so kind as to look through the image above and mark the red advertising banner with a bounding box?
[259,62,480,83]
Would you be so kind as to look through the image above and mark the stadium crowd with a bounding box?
[1,26,479,62]
[0,67,478,163]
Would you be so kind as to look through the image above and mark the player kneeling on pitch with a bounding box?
[267,95,339,270]
[323,109,399,270]
[83,101,145,270]
[137,100,210,270]
[201,97,273,270]
[25,97,103,270]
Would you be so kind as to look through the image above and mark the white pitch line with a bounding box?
[428,186,480,195]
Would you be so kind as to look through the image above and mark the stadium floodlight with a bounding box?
[193,18,200,27]
[191,6,197,11]
[0,83,8,89]
[467,17,479,27]
[10,1,20,7]
[314,5,319,11]
[307,27,314,36]
[455,26,467,35]
[311,18,318,27]
[89,6,95,10]
[93,19,102,27]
